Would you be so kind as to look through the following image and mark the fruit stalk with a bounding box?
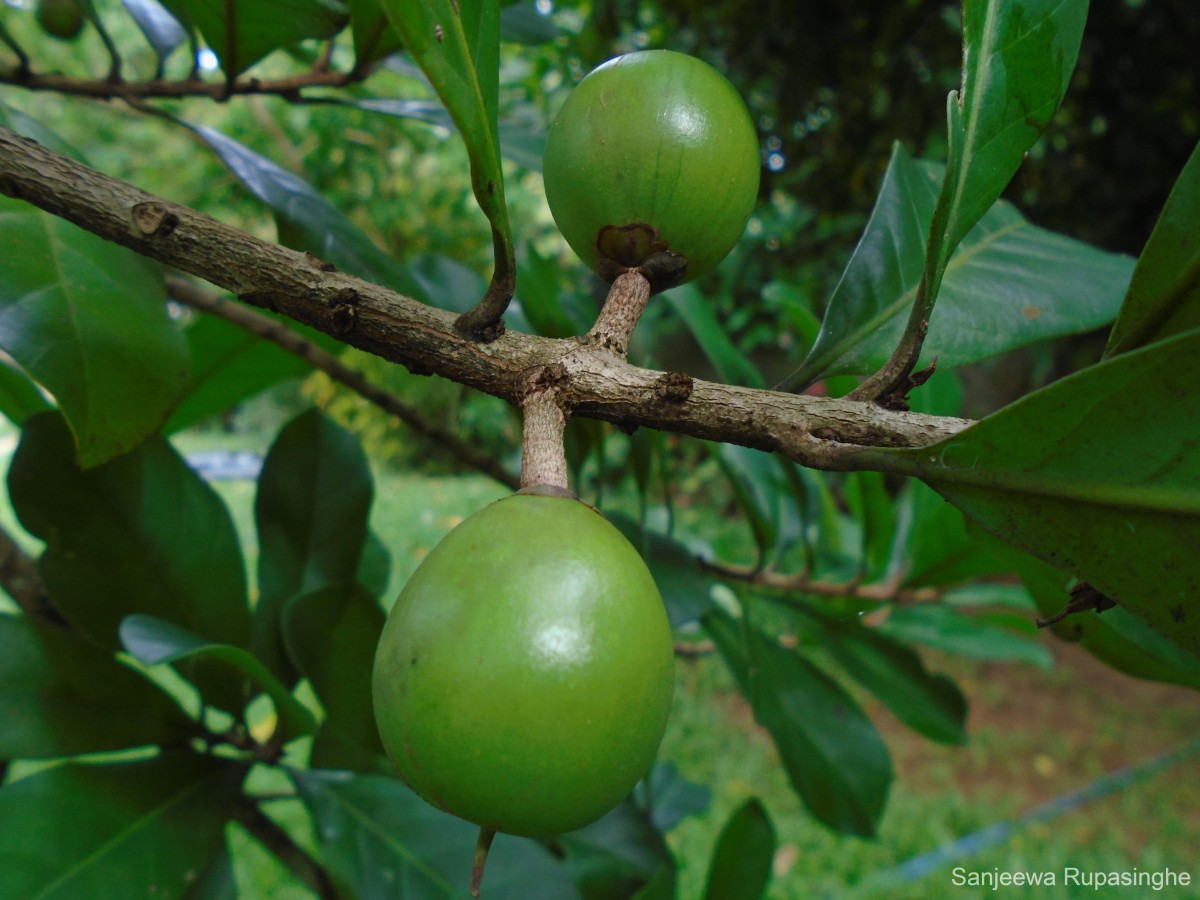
[519,382,569,491]
[585,270,652,357]
[470,826,497,898]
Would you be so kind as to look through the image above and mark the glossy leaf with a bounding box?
[705,609,892,837]
[380,0,515,309]
[792,146,1128,386]
[879,604,1054,670]
[0,613,194,758]
[714,446,791,566]
[611,514,717,627]
[193,125,429,302]
[1105,138,1200,356]
[121,0,188,63]
[703,798,775,900]
[164,311,316,434]
[1020,558,1200,691]
[888,479,1017,589]
[664,285,765,388]
[0,189,187,466]
[349,0,403,64]
[925,0,1089,302]
[156,0,347,76]
[8,412,251,651]
[557,790,676,900]
[254,410,373,683]
[635,761,712,833]
[784,603,968,744]
[0,358,51,424]
[120,614,318,741]
[792,144,1133,384]
[0,752,244,900]
[873,326,1200,659]
[291,770,582,899]
[283,583,388,772]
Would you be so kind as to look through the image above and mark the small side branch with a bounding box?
[0,524,66,627]
[847,275,939,408]
[237,802,337,900]
[0,66,366,101]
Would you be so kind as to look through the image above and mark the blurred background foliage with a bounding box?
[5,0,1197,468]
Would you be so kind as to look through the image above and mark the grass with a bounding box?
[3,420,1198,898]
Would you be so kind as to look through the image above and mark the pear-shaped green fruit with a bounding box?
[372,492,674,837]
[543,49,760,291]
[36,0,85,41]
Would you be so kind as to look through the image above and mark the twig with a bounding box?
[847,274,940,408]
[0,124,973,474]
[0,524,67,627]
[236,802,337,900]
[0,66,366,101]
[699,557,940,604]
[166,277,520,489]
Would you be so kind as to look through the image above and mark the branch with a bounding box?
[236,801,337,900]
[166,277,520,489]
[0,66,367,102]
[0,523,67,627]
[0,124,973,470]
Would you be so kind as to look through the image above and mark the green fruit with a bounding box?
[543,49,760,291]
[36,0,84,41]
[372,492,674,837]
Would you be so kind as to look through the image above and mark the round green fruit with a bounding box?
[372,492,675,837]
[36,0,84,41]
[542,49,760,291]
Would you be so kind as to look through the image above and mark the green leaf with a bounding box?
[358,528,393,601]
[499,1,558,44]
[156,0,347,76]
[380,0,515,308]
[1105,139,1200,356]
[702,798,776,900]
[557,792,675,899]
[349,0,403,65]
[0,613,194,758]
[888,479,1017,589]
[164,310,320,434]
[1020,558,1200,691]
[664,286,765,388]
[784,603,968,745]
[0,357,51,424]
[705,609,892,837]
[610,515,717,627]
[0,752,245,900]
[291,770,582,899]
[714,446,803,567]
[926,0,1089,301]
[873,326,1200,659]
[254,410,373,683]
[878,604,1054,670]
[282,583,388,773]
[636,761,712,833]
[121,0,188,65]
[192,125,432,303]
[8,412,251,651]
[792,144,1132,383]
[0,192,188,467]
[120,614,318,741]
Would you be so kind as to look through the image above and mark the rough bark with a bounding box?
[0,124,973,471]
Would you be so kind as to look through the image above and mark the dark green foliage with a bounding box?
[0,0,1198,896]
